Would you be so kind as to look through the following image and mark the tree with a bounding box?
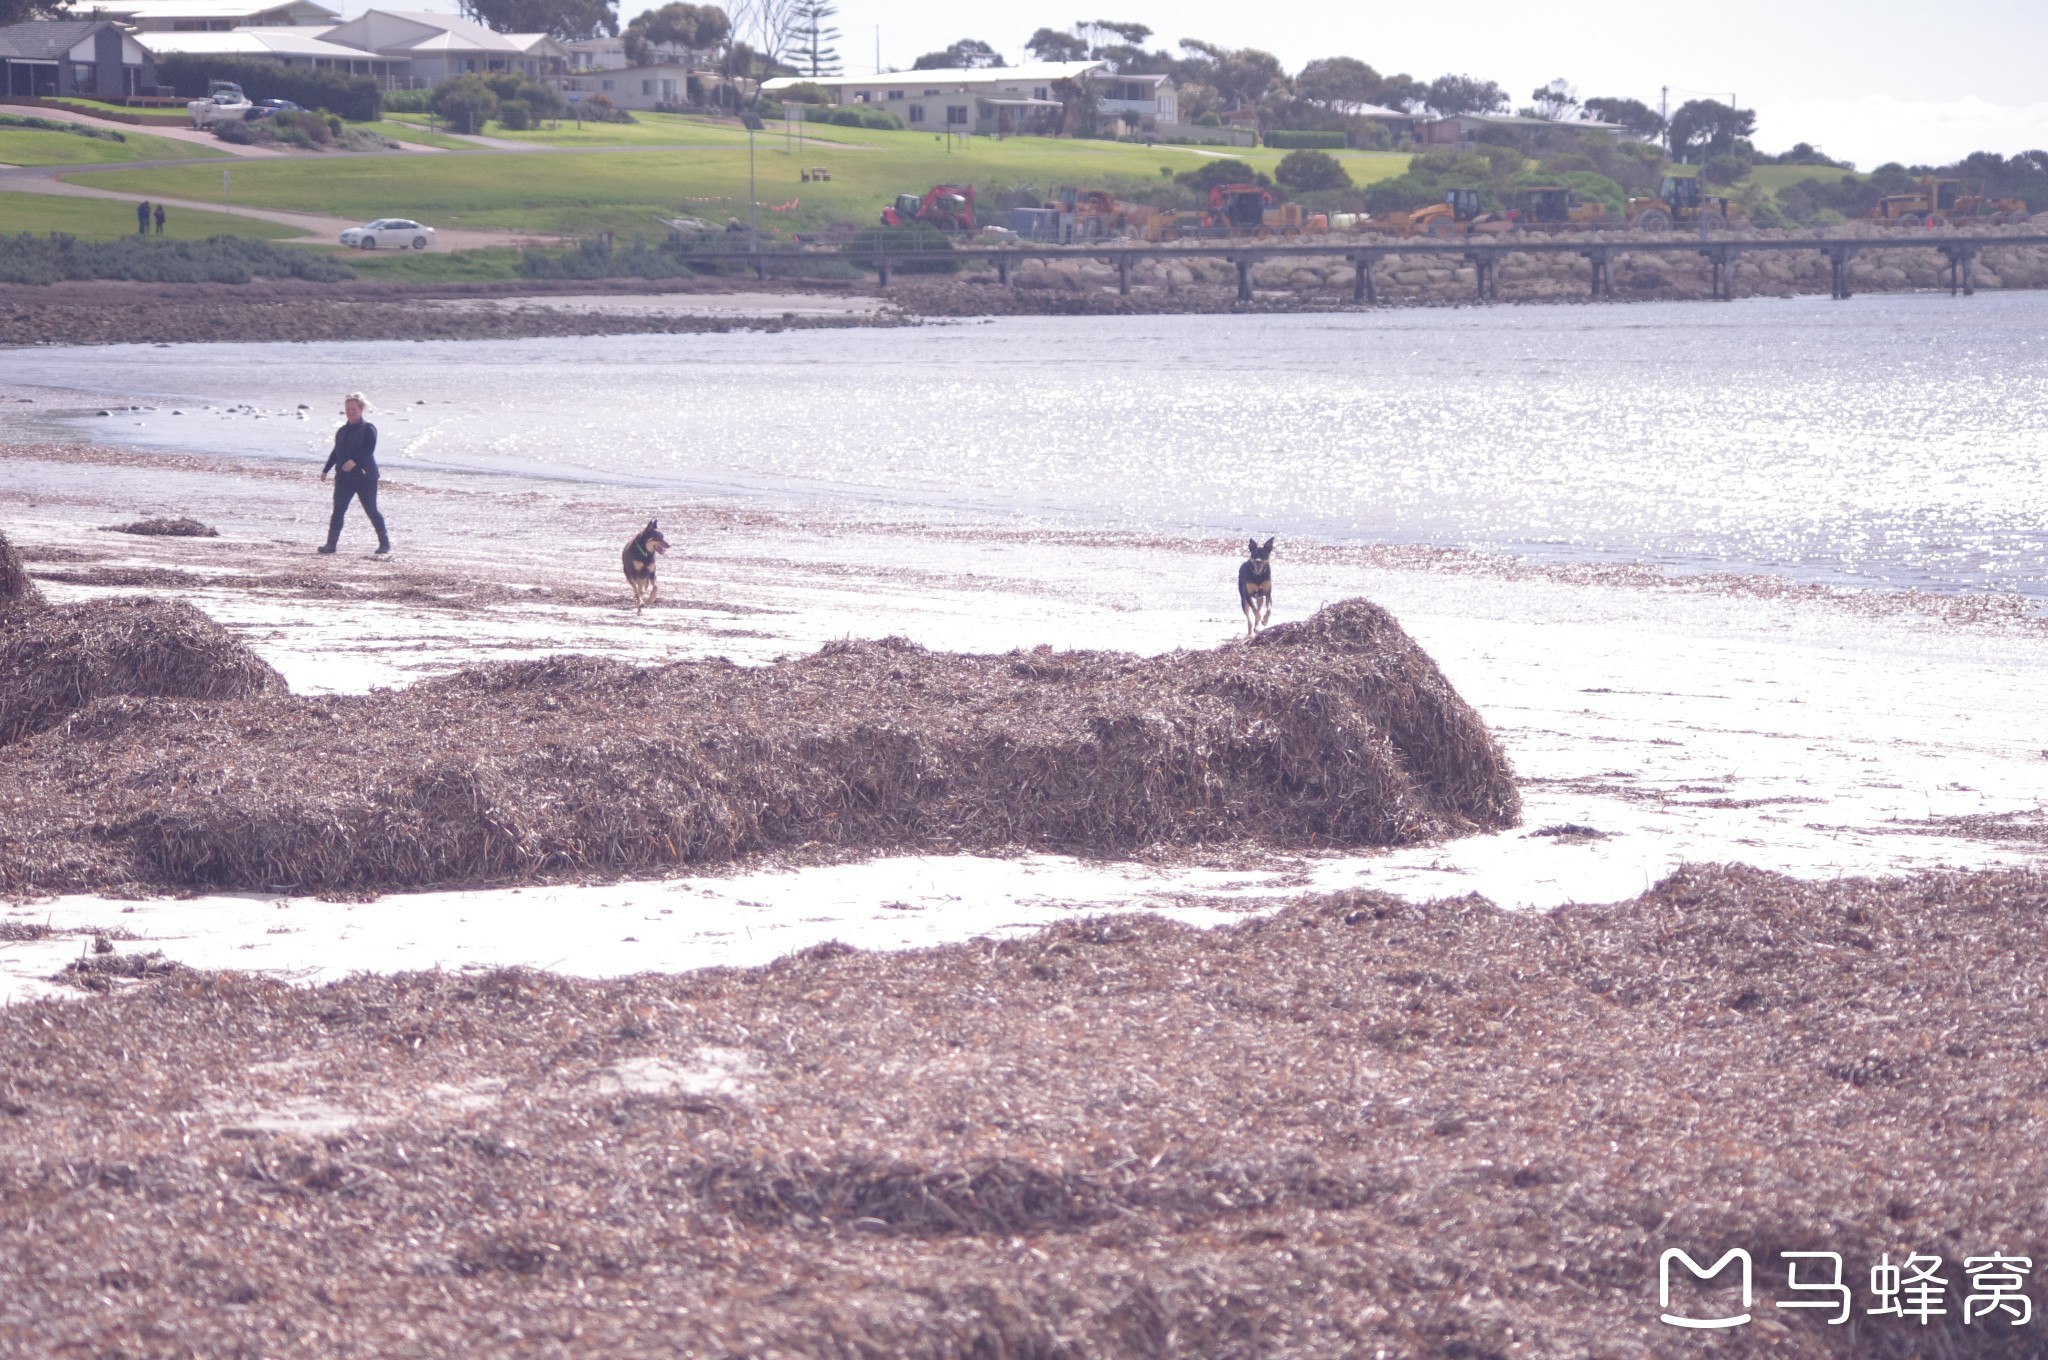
[1025,27,1087,61]
[1527,78,1577,121]
[1275,149,1352,192]
[430,75,499,134]
[789,0,838,77]
[1174,158,1271,193]
[622,2,730,66]
[1581,96,1665,141]
[1295,56,1380,106]
[1091,20,1151,45]
[1376,73,1427,111]
[0,0,62,21]
[459,0,615,40]
[1424,74,1506,117]
[725,0,800,67]
[911,37,1005,69]
[1667,98,1755,160]
[1177,40,1284,108]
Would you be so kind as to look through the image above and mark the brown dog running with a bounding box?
[1237,536,1274,635]
[622,520,669,611]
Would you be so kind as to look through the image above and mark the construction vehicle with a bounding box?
[1373,188,1513,238]
[1199,184,1325,237]
[1512,184,1614,231]
[1143,209,1210,242]
[1866,177,2029,227]
[1626,176,1744,231]
[880,184,975,232]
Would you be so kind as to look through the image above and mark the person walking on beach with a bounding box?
[136,200,150,235]
[318,392,390,556]
[153,204,166,236]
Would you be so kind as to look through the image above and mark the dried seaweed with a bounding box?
[0,594,285,746]
[3,864,2046,1356]
[0,526,39,612]
[97,516,220,538]
[0,599,1519,894]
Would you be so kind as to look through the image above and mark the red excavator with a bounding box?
[880,184,976,232]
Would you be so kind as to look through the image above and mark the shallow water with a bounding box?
[14,292,2048,595]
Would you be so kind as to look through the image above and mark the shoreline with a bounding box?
[5,399,2046,999]
[7,245,2048,345]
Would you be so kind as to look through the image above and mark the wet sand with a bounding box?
[4,375,2046,1002]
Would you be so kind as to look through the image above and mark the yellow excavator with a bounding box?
[1626,176,1744,231]
[1376,188,1513,238]
[1513,184,1614,231]
[1867,177,2029,227]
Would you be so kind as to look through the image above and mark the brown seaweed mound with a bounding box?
[0,594,286,746]
[0,527,40,612]
[97,516,220,538]
[2,865,2045,1357]
[0,599,1518,894]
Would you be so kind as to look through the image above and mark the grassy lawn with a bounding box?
[74,129,1413,237]
[37,96,191,126]
[1741,163,1865,194]
[0,125,227,165]
[0,193,306,240]
[355,118,478,151]
[336,245,527,280]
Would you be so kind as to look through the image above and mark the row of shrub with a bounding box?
[0,233,356,285]
[1263,129,1347,150]
[154,54,380,123]
[802,104,905,131]
[0,113,125,143]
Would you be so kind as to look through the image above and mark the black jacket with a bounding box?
[323,420,378,477]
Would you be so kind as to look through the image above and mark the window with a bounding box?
[887,89,903,100]
[908,105,924,123]
[853,90,869,102]
[642,79,654,95]
[923,89,939,96]
[1033,86,1047,100]
[946,105,967,125]
[601,79,612,91]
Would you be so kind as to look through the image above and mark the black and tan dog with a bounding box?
[1237,536,1274,635]
[622,520,669,611]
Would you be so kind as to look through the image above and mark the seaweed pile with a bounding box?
[0,590,284,746]
[0,598,1519,895]
[97,516,220,538]
[3,864,2045,1356]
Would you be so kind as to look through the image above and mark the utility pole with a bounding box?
[741,112,764,252]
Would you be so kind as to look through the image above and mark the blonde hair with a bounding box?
[343,391,368,409]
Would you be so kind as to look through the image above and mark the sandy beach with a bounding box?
[5,368,2045,1002]
[5,320,2048,1357]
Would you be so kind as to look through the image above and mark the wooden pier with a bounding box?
[682,233,2048,302]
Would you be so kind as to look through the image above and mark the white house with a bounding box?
[317,10,565,85]
[562,62,698,109]
[763,60,1111,137]
[1094,71,1175,126]
[136,26,401,79]
[67,0,340,31]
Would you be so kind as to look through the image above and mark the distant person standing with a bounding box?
[136,199,150,235]
[153,203,166,235]
[318,392,390,556]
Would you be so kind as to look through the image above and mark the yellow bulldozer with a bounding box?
[1512,184,1614,231]
[1375,188,1513,238]
[1626,176,1745,231]
[1866,177,2030,227]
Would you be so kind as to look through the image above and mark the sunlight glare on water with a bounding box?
[15,291,2048,595]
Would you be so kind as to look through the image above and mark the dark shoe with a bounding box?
[317,544,337,555]
[375,541,391,556]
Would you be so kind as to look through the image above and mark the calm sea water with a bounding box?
[14,292,2048,596]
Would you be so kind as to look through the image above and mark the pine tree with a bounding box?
[791,0,840,78]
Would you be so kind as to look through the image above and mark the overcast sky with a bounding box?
[381,0,2048,167]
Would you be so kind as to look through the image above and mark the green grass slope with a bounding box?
[0,194,304,241]
[0,125,228,166]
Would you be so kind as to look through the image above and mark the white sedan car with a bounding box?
[340,219,436,250]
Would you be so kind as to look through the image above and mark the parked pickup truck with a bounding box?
[187,83,253,128]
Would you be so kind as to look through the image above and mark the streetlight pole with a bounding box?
[741,111,764,254]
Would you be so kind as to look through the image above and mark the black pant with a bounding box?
[328,471,388,547]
